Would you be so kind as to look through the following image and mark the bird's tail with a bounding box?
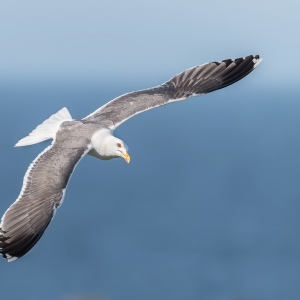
[15,107,73,147]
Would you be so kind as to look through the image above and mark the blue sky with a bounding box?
[1,0,299,86]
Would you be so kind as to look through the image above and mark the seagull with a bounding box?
[0,55,262,262]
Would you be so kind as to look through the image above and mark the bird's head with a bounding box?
[90,131,130,163]
[112,137,130,163]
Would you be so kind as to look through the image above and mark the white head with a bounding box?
[90,130,130,163]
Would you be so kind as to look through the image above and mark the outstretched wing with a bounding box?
[0,138,91,262]
[83,55,262,129]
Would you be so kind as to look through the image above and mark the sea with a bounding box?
[0,81,299,300]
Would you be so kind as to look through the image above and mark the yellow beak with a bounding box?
[122,152,130,163]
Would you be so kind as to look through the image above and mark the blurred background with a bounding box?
[0,1,300,299]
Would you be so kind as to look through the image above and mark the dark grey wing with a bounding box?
[83,55,262,129]
[0,139,90,262]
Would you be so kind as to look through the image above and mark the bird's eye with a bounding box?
[117,143,122,148]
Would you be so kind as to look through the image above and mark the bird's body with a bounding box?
[0,55,262,261]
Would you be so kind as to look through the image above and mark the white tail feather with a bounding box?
[15,107,73,147]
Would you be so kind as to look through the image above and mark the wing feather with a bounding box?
[83,55,261,129]
[0,139,90,261]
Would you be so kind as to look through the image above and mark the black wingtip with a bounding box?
[0,229,19,262]
[198,54,262,94]
[166,54,262,98]
[219,55,262,90]
[0,220,50,262]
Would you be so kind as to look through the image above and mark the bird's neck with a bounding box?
[89,129,116,160]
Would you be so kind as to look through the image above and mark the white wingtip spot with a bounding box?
[253,57,263,68]
[6,254,18,262]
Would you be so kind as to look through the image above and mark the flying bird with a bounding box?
[0,55,262,262]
